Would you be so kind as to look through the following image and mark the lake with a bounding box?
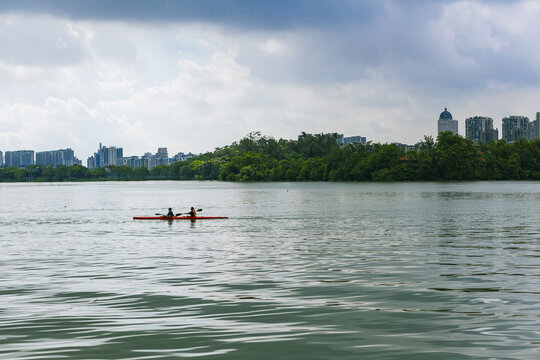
[1,181,539,359]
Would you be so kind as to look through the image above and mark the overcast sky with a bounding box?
[1,0,540,160]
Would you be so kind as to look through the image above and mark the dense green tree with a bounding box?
[26,165,44,180]
[269,159,301,181]
[171,160,195,180]
[53,165,69,181]
[434,132,479,180]
[16,168,30,181]
[133,167,149,180]
[68,165,90,180]
[106,165,133,179]
[0,167,18,181]
[299,158,327,181]
[42,166,56,181]
[416,136,437,180]
[296,132,339,158]
[219,152,270,181]
[362,144,404,180]
[89,167,107,179]
[190,160,220,180]
[149,165,170,179]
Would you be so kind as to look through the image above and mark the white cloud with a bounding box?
[259,38,290,56]
[0,98,99,152]
[0,14,90,67]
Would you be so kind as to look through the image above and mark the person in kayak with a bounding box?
[166,208,174,217]
[188,207,197,217]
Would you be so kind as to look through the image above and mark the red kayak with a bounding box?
[133,216,228,220]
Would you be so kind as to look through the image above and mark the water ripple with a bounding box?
[1,181,540,359]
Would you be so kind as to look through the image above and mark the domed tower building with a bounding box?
[438,108,458,135]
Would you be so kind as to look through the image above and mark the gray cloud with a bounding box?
[4,1,539,92]
[0,0,378,29]
[296,1,540,94]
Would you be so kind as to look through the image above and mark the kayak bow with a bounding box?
[133,216,228,220]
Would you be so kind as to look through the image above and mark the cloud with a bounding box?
[0,37,423,159]
[0,98,94,152]
[0,0,378,30]
[2,1,540,162]
[0,14,91,67]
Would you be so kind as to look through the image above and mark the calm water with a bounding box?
[1,181,539,359]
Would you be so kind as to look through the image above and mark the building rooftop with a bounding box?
[439,108,453,120]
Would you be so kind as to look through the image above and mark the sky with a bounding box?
[1,0,540,161]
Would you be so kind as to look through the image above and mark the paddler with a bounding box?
[166,208,174,217]
[188,207,197,217]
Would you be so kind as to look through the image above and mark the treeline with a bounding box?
[1,131,539,182]
[0,163,159,182]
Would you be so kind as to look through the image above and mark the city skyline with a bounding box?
[2,108,539,161]
[2,1,540,159]
[2,104,540,168]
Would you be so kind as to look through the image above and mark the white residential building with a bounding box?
[438,108,458,135]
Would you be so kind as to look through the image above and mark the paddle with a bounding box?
[175,209,203,216]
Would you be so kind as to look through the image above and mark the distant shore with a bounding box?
[1,132,539,182]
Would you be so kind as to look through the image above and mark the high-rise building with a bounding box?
[0,151,3,167]
[483,129,498,144]
[154,147,169,167]
[105,146,122,167]
[502,116,530,143]
[337,134,367,146]
[157,148,168,157]
[87,143,124,169]
[465,116,498,144]
[438,108,458,135]
[87,156,96,169]
[36,148,76,167]
[530,113,540,141]
[122,156,150,169]
[142,152,154,170]
[172,152,195,162]
[140,148,172,169]
[118,148,193,170]
[5,150,34,168]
